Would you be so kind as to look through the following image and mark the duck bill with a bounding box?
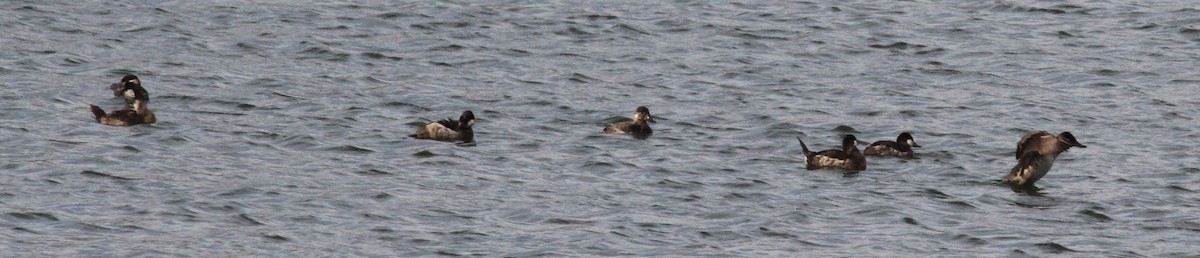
[1063,139,1087,148]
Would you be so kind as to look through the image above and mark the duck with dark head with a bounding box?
[864,132,922,158]
[411,110,476,142]
[603,106,655,138]
[1004,131,1086,187]
[90,80,156,126]
[796,134,867,171]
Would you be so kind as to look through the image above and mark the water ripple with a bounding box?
[3,0,1199,256]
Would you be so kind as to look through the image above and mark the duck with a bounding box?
[603,106,654,137]
[863,132,922,158]
[90,81,156,126]
[796,135,866,171]
[1003,131,1086,187]
[410,110,475,142]
[109,75,144,103]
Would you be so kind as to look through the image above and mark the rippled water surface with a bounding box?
[3,1,1200,256]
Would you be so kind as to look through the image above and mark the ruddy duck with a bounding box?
[90,82,156,126]
[796,135,866,171]
[110,75,144,103]
[411,110,475,142]
[603,106,654,137]
[863,132,922,158]
[1003,131,1086,187]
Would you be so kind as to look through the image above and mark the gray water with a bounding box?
[3,0,1199,256]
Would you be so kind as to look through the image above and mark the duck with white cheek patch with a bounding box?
[90,80,156,126]
[796,135,867,171]
[864,132,922,158]
[603,106,655,138]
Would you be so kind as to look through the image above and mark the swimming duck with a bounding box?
[796,135,866,171]
[603,106,654,137]
[863,132,922,158]
[110,75,143,103]
[90,82,156,126]
[1003,131,1086,187]
[411,110,475,142]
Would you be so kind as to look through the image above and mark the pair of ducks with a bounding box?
[89,75,156,126]
[797,131,1086,188]
[796,133,921,171]
[408,106,655,142]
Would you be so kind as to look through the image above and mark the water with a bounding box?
[2,0,1199,256]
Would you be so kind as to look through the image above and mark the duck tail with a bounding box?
[796,137,813,156]
[89,105,106,122]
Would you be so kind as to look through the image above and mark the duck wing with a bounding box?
[1015,131,1051,160]
[435,118,461,131]
[814,149,851,159]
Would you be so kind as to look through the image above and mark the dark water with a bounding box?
[3,1,1199,256]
